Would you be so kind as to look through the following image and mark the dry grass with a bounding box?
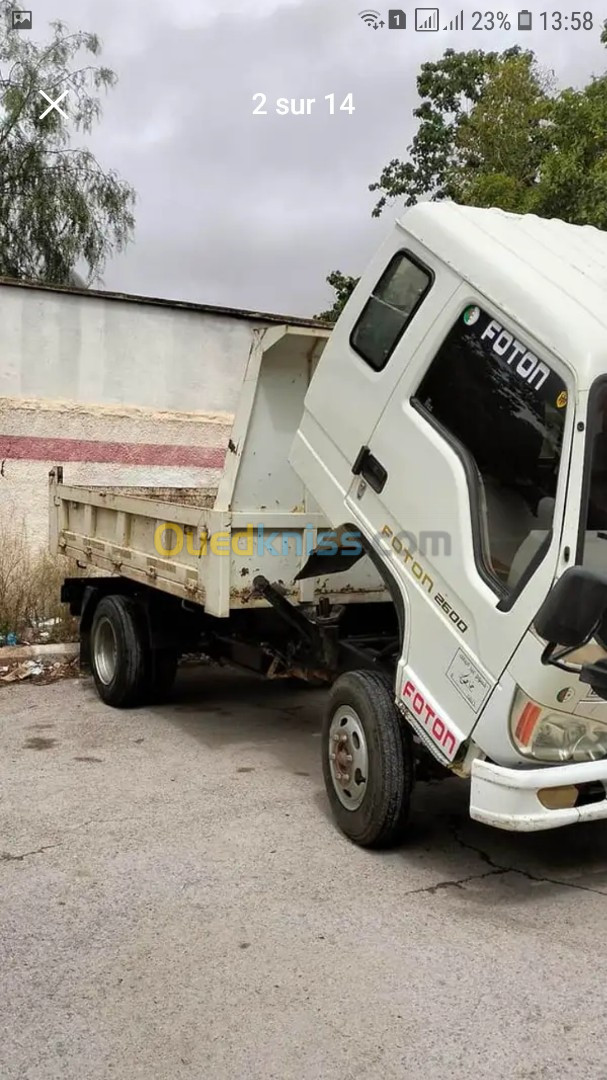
[0,512,81,642]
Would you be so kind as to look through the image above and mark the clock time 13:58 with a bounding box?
[540,11,593,29]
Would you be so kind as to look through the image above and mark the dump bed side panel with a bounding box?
[50,474,389,614]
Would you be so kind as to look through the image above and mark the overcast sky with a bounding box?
[31,0,607,316]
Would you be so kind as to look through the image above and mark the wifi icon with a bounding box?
[359,9,384,27]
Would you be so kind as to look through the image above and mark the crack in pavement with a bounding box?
[450,823,607,897]
[400,820,607,898]
[2,823,605,900]
[404,867,510,896]
[1,843,60,863]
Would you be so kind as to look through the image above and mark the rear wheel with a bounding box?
[90,595,149,708]
[322,669,414,849]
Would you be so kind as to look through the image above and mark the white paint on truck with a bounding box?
[291,201,607,832]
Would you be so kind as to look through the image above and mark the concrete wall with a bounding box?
[0,282,261,411]
[0,397,232,547]
[0,281,320,552]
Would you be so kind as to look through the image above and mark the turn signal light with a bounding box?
[514,702,541,747]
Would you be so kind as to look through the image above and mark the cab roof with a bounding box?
[400,201,607,390]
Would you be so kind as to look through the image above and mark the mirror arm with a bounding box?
[550,658,583,674]
[541,641,583,674]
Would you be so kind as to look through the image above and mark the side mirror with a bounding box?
[533,566,607,648]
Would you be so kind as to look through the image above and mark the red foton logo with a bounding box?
[402,681,458,760]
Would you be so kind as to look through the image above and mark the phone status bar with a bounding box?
[359,8,597,32]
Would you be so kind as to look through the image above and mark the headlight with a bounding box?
[510,698,607,762]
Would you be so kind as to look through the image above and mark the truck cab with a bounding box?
[290,200,607,841]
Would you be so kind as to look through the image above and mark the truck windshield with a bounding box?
[581,380,607,568]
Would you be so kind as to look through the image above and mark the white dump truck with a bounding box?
[52,201,607,846]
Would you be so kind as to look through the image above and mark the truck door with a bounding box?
[293,228,460,522]
[348,285,574,760]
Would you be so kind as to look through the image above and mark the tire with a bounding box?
[322,669,414,849]
[148,650,179,703]
[90,595,150,708]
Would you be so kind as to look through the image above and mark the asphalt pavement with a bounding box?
[2,665,607,1080]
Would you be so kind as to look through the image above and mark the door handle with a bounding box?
[352,445,387,494]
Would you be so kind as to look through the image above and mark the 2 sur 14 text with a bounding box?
[252,93,355,116]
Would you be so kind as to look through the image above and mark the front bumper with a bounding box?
[470,757,607,831]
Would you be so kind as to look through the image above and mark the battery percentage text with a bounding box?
[471,10,511,27]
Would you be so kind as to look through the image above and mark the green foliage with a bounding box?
[530,77,607,227]
[0,1,135,285]
[315,270,360,325]
[368,45,550,216]
[318,20,607,320]
[369,23,607,222]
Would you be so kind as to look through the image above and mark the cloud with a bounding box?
[31,0,607,315]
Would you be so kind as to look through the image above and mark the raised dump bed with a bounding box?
[50,323,388,617]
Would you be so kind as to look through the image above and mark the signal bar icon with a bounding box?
[443,9,464,28]
[415,7,440,30]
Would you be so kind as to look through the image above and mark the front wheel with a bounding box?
[322,669,414,849]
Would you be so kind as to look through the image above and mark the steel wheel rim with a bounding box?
[328,705,369,810]
[93,616,118,685]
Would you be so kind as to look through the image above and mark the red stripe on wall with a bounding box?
[0,435,227,468]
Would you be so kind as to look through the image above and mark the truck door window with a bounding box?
[412,306,568,597]
[350,251,432,372]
